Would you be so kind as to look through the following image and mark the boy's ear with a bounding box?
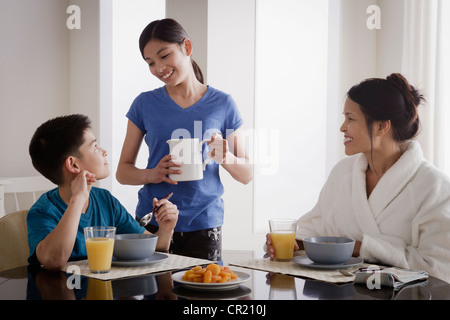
[65,156,80,174]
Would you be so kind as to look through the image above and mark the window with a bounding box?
[253,0,330,232]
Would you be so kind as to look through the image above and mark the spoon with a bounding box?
[339,266,383,277]
[339,269,356,277]
[139,192,173,227]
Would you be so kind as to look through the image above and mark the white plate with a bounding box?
[112,253,168,267]
[294,255,363,270]
[172,269,251,291]
[172,285,252,299]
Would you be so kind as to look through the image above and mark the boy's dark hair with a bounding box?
[29,114,91,185]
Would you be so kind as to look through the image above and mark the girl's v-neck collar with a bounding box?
[162,85,211,111]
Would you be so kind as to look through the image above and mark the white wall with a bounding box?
[166,0,208,82]
[0,0,70,178]
[0,0,104,178]
[68,0,100,140]
[207,0,258,250]
[110,0,165,214]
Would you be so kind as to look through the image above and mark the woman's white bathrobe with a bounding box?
[297,140,450,283]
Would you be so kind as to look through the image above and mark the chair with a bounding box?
[0,210,29,272]
[0,179,10,217]
[1,176,56,215]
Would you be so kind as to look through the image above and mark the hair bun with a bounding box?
[386,73,423,107]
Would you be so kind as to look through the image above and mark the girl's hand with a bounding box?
[153,198,178,233]
[149,155,182,185]
[207,132,229,164]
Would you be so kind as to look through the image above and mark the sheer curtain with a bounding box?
[401,0,450,175]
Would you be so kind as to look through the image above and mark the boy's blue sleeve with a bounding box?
[26,206,60,264]
[112,195,146,234]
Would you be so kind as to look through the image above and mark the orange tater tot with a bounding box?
[218,274,230,283]
[188,273,202,280]
[206,263,221,276]
[183,264,238,284]
[203,270,212,283]
[194,267,207,274]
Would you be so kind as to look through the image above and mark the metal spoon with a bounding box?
[339,269,356,277]
[339,266,382,277]
[139,211,153,227]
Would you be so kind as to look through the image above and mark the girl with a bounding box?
[116,19,252,260]
[266,74,450,283]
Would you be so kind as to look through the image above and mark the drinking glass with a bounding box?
[84,226,116,274]
[269,218,297,261]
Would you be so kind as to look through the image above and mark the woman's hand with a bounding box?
[148,155,182,185]
[353,240,362,257]
[265,233,301,261]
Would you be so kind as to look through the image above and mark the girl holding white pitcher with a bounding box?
[116,19,253,260]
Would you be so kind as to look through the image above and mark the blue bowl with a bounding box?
[303,236,355,265]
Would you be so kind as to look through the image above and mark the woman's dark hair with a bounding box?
[139,18,204,84]
[347,73,424,143]
[29,114,91,185]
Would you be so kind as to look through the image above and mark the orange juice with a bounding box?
[85,237,115,273]
[270,232,296,260]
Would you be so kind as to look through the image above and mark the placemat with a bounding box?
[228,253,365,283]
[63,253,211,281]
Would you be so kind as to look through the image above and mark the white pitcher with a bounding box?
[166,138,212,181]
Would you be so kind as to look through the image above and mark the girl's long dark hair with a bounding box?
[139,18,204,84]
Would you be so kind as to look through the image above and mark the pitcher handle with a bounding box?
[200,138,213,170]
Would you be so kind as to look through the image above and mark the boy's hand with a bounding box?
[153,197,178,232]
[71,170,96,201]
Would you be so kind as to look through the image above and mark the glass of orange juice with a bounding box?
[269,218,297,261]
[84,226,116,274]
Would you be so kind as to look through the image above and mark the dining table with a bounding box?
[1,250,449,315]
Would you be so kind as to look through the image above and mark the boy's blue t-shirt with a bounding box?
[126,86,243,232]
[27,187,145,264]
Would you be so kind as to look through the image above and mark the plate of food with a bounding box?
[172,263,251,290]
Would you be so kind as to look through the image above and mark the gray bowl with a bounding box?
[303,236,355,265]
[113,233,158,261]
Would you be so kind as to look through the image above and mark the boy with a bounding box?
[27,114,178,270]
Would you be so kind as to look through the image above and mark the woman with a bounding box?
[266,73,450,283]
[116,19,253,260]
